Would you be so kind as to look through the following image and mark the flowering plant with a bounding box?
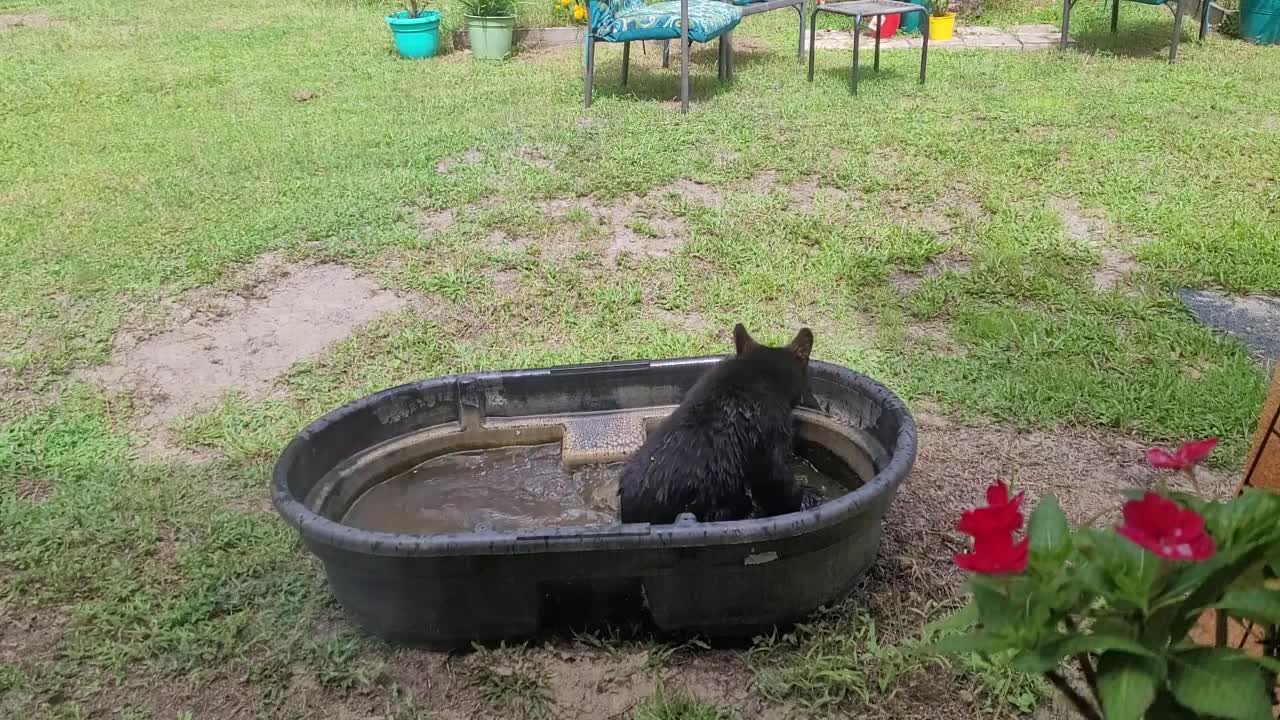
[935,438,1280,719]
[552,0,588,24]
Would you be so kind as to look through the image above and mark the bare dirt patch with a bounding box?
[1092,248,1139,291]
[734,171,863,216]
[489,269,522,296]
[891,249,972,292]
[414,207,456,239]
[0,604,68,665]
[887,185,989,237]
[1046,195,1110,243]
[12,477,55,504]
[529,187,700,265]
[903,320,965,358]
[648,307,712,334]
[435,149,483,174]
[80,261,412,457]
[516,146,554,169]
[1046,196,1141,291]
[0,14,60,32]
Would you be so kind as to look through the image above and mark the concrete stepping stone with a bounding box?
[813,23,1074,51]
[1179,289,1280,363]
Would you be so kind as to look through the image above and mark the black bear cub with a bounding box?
[619,324,820,525]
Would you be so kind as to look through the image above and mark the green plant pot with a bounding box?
[467,15,516,60]
[1240,0,1280,44]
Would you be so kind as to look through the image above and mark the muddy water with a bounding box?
[342,442,860,535]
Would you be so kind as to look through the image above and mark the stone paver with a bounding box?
[813,23,1074,51]
[1179,289,1280,363]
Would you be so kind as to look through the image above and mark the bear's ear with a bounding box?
[788,328,814,362]
[733,324,759,355]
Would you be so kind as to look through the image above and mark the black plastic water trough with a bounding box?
[271,356,917,646]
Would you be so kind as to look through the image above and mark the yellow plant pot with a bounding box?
[929,12,956,41]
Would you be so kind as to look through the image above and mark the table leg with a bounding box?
[919,9,928,85]
[874,19,881,72]
[851,15,861,94]
[808,8,818,81]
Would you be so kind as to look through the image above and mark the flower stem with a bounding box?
[1063,619,1099,698]
[1046,671,1102,720]
[1185,466,1201,495]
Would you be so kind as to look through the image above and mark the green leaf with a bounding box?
[1169,546,1271,639]
[1148,691,1200,720]
[1010,647,1062,673]
[1029,493,1070,559]
[1076,528,1160,609]
[921,602,977,643]
[970,576,1013,631]
[928,631,1011,657]
[1246,654,1280,676]
[1214,588,1280,625]
[1096,651,1161,720]
[1058,633,1158,659]
[1169,648,1273,720]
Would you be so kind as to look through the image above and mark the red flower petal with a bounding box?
[1147,448,1184,469]
[1118,493,1215,562]
[986,481,1011,506]
[957,504,1023,537]
[955,535,1029,575]
[1176,437,1218,466]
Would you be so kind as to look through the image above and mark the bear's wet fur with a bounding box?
[619,324,819,525]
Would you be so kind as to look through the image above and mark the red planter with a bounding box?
[865,14,900,38]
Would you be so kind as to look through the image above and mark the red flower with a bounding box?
[955,532,1030,574]
[1147,438,1218,470]
[1117,493,1215,561]
[954,481,1029,575]
[956,481,1025,537]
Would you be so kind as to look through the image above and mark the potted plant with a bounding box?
[462,0,518,60]
[386,0,443,59]
[933,438,1280,719]
[927,0,956,42]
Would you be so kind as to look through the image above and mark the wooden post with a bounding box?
[1190,367,1280,657]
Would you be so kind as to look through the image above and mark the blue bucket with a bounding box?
[386,10,443,59]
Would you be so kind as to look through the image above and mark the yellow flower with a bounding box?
[561,0,571,7]
[573,4,586,19]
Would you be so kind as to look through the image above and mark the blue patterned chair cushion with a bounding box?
[590,0,742,42]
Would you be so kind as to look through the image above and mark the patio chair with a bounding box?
[661,0,811,71]
[1059,0,1211,63]
[585,0,743,113]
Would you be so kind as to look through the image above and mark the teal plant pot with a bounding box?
[386,9,442,59]
[900,0,928,32]
[1241,0,1280,44]
[467,15,516,60]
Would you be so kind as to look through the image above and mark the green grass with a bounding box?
[1,0,1277,716]
[632,686,737,720]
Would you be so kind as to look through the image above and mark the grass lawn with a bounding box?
[2,0,1278,717]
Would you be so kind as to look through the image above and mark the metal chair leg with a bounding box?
[584,36,595,108]
[1170,0,1187,62]
[808,6,818,81]
[622,41,631,86]
[679,7,690,112]
[1060,0,1072,49]
[851,15,861,94]
[1199,0,1211,40]
[662,39,671,68]
[796,3,807,63]
[727,31,735,81]
[874,19,882,72]
[919,9,928,84]
[718,35,726,82]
